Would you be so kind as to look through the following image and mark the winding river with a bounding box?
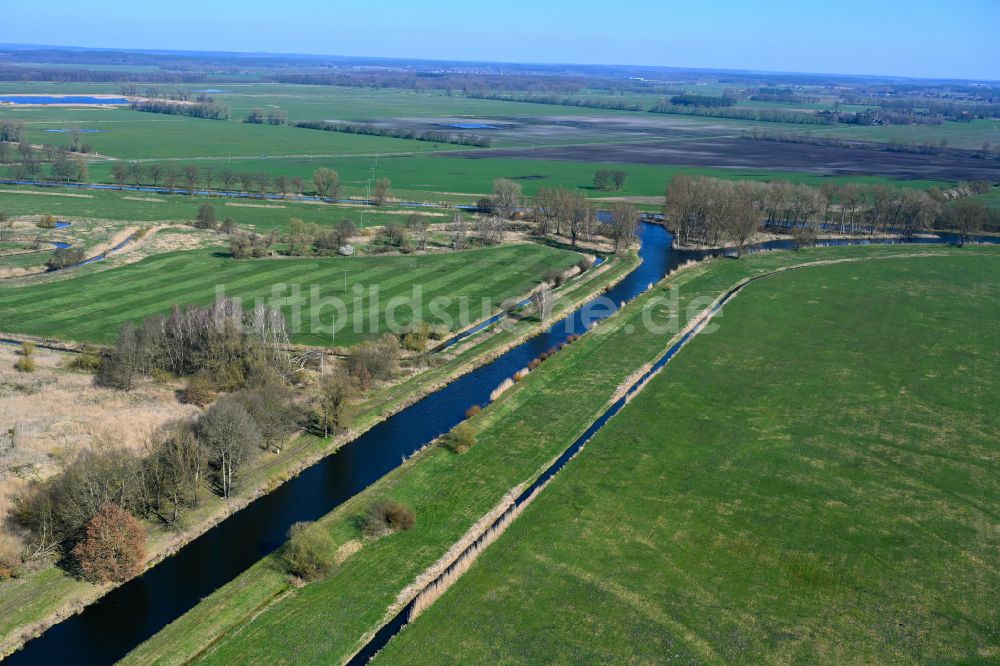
[4,223,998,665]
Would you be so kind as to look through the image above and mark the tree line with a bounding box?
[664,175,997,249]
[741,129,1000,160]
[650,102,833,125]
[129,99,230,120]
[668,94,735,107]
[294,120,492,148]
[466,92,643,112]
[246,109,288,125]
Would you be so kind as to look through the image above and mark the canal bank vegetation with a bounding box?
[0,242,637,659]
[118,243,998,666]
[377,251,1000,665]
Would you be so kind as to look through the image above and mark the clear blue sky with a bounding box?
[8,0,999,80]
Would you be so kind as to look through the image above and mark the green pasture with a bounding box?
[0,243,581,346]
[379,252,1000,665]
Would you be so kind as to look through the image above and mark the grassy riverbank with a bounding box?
[376,251,1000,664]
[0,247,637,660]
[119,243,999,665]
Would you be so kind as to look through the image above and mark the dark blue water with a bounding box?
[0,96,127,105]
[2,224,673,666]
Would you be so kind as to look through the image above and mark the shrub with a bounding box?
[464,404,482,419]
[283,521,337,581]
[347,335,399,388]
[0,541,22,580]
[68,346,102,373]
[151,368,174,385]
[194,203,217,229]
[500,298,519,316]
[183,373,215,406]
[20,341,35,356]
[14,355,36,373]
[791,226,817,250]
[544,268,565,287]
[46,247,86,270]
[444,421,477,454]
[362,500,415,537]
[402,321,431,352]
[36,215,57,229]
[71,504,146,583]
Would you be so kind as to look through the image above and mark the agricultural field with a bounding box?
[4,82,996,195]
[6,109,453,161]
[376,253,1000,665]
[0,243,582,346]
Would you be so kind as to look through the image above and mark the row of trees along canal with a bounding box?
[664,175,999,250]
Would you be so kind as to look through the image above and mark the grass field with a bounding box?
[0,243,581,346]
[5,108,461,160]
[376,253,1000,664]
[0,185,471,232]
[2,83,996,173]
[118,243,1000,666]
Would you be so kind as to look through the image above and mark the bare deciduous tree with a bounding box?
[313,168,339,199]
[607,202,639,254]
[198,398,261,498]
[493,178,523,219]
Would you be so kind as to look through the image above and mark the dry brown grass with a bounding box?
[0,346,197,542]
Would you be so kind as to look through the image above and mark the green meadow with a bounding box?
[0,243,581,346]
[378,252,1000,665]
[0,186,468,232]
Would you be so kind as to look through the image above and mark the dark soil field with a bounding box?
[461,135,1000,180]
